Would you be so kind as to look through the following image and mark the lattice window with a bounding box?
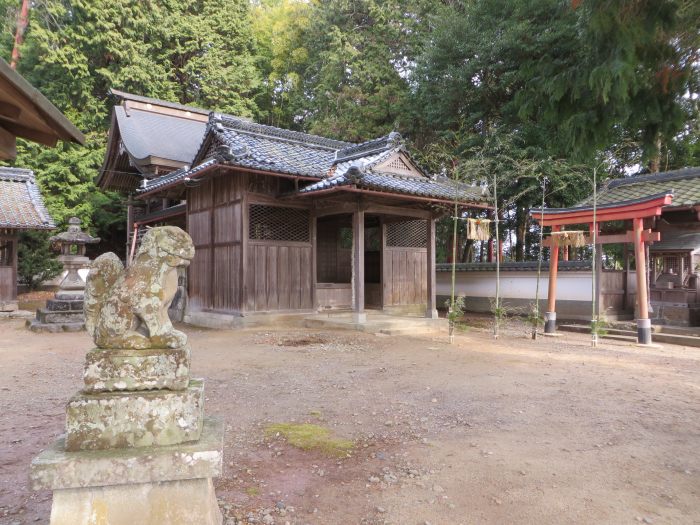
[249,204,310,242]
[386,220,427,248]
[386,157,410,171]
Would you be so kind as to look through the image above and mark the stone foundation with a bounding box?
[83,345,191,392]
[28,291,87,332]
[65,379,204,451]
[32,418,223,525]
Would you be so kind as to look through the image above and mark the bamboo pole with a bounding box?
[591,167,598,348]
[493,172,500,339]
[532,177,546,340]
[449,200,458,344]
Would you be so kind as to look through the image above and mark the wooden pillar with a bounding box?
[352,209,365,323]
[562,246,569,261]
[426,218,438,319]
[633,218,652,344]
[487,239,494,262]
[545,225,560,334]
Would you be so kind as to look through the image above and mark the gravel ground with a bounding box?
[1,317,699,525]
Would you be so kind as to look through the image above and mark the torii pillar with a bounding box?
[633,217,652,345]
[544,225,560,334]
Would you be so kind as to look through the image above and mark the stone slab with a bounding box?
[46,299,84,312]
[36,308,85,324]
[83,345,190,393]
[31,417,223,490]
[48,477,222,525]
[0,301,18,312]
[65,379,204,451]
[27,320,85,333]
[55,291,84,301]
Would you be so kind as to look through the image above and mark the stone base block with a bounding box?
[31,417,223,490]
[55,291,84,301]
[31,417,224,525]
[65,379,204,451]
[84,345,191,392]
[0,300,18,312]
[49,477,221,525]
[27,319,85,332]
[36,308,85,324]
[46,298,84,312]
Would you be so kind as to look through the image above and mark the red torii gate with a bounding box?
[531,192,673,345]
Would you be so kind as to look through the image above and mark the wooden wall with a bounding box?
[245,242,313,311]
[187,173,243,312]
[187,170,314,314]
[382,246,427,306]
[0,235,17,305]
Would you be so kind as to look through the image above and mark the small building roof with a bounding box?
[97,90,208,190]
[0,58,84,159]
[649,231,700,254]
[138,112,489,206]
[580,167,700,209]
[0,167,55,230]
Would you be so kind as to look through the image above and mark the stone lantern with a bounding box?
[28,217,100,332]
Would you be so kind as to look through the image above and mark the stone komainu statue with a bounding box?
[84,226,195,349]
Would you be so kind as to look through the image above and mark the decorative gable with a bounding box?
[374,152,425,178]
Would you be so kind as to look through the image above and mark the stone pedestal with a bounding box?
[32,418,223,525]
[28,290,87,332]
[31,345,224,525]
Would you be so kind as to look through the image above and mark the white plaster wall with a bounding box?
[436,271,594,301]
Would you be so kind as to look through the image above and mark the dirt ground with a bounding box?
[1,317,699,525]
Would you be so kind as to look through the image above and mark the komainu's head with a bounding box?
[137,226,195,267]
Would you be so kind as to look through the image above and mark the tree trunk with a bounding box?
[649,134,662,173]
[10,0,30,69]
[515,206,527,262]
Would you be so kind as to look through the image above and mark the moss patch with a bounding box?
[245,486,259,497]
[265,423,353,457]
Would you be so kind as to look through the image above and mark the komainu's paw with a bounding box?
[158,329,188,349]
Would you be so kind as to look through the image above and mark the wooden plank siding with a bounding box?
[0,235,17,304]
[246,242,313,312]
[383,246,428,307]
[187,171,243,312]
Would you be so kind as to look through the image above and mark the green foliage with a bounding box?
[253,0,431,140]
[0,0,696,265]
[591,318,609,338]
[0,0,262,255]
[411,0,698,260]
[445,295,466,324]
[17,231,62,290]
[527,304,544,329]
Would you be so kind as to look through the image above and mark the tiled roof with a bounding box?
[0,167,55,229]
[436,261,592,272]
[110,89,210,115]
[298,170,487,203]
[115,105,207,165]
[650,231,700,253]
[577,167,700,208]
[138,112,488,205]
[137,158,217,194]
[205,115,347,178]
